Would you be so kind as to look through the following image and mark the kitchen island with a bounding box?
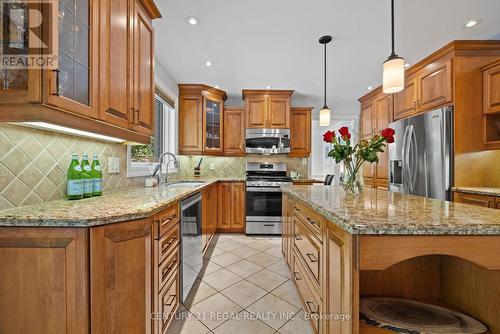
[282,186,500,334]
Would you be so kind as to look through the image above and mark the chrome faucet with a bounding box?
[157,152,179,184]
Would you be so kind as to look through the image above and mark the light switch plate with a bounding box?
[209,163,215,171]
[108,157,120,174]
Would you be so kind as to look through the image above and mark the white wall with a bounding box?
[310,116,359,182]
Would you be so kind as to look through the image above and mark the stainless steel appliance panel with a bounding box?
[245,129,291,154]
[388,107,453,201]
[180,193,202,303]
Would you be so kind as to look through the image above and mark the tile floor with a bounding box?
[168,234,313,334]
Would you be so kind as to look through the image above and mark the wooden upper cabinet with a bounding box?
[394,77,418,120]
[99,0,133,129]
[268,96,290,128]
[418,59,452,111]
[45,0,99,119]
[224,107,245,156]
[179,94,203,154]
[178,84,227,155]
[290,107,312,157]
[360,104,373,138]
[246,96,268,128]
[203,92,224,154]
[243,90,294,128]
[483,60,500,114]
[131,0,155,136]
[374,95,392,186]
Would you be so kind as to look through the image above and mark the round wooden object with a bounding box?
[360,297,487,334]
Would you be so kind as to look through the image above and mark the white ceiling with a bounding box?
[153,0,500,117]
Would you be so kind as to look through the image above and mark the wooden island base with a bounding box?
[282,194,500,334]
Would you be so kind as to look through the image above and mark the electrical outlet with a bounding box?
[302,158,308,165]
[209,163,215,171]
[108,157,120,174]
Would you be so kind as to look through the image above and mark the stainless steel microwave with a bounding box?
[245,129,291,155]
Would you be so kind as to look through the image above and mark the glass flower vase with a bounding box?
[342,164,363,195]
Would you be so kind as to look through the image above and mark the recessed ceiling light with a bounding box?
[266,85,272,89]
[186,16,199,25]
[205,60,213,67]
[464,19,481,28]
[214,85,220,89]
[367,86,373,91]
[404,63,410,68]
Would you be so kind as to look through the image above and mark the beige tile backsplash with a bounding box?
[0,123,310,210]
[175,155,308,180]
[0,123,144,210]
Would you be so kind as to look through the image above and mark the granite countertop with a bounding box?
[0,178,244,228]
[452,187,500,197]
[284,186,500,235]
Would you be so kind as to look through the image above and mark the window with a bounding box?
[127,89,176,177]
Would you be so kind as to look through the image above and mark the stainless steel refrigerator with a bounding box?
[388,107,453,201]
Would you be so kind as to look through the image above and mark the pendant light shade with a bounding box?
[320,107,331,126]
[383,0,405,94]
[383,56,405,93]
[319,35,333,126]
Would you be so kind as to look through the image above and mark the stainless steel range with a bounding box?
[245,162,292,235]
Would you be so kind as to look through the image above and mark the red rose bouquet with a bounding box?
[323,126,395,194]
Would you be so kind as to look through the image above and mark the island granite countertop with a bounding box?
[284,186,500,235]
[0,178,244,228]
[452,186,500,197]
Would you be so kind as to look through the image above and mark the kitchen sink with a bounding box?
[165,181,206,187]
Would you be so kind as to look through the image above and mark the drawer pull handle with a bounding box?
[305,218,319,228]
[293,271,302,281]
[162,259,177,279]
[162,215,177,227]
[294,235,302,241]
[306,301,318,314]
[306,253,317,263]
[162,236,177,251]
[263,224,275,227]
[164,294,176,307]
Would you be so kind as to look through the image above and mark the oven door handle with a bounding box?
[246,187,283,192]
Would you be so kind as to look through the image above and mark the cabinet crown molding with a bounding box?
[139,0,162,19]
[178,84,227,101]
[242,89,294,100]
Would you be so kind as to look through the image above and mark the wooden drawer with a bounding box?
[159,245,179,290]
[159,268,179,334]
[158,204,180,238]
[293,216,320,283]
[294,202,322,241]
[453,192,496,208]
[292,250,321,334]
[159,223,179,264]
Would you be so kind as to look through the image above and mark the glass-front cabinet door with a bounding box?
[45,0,98,118]
[203,94,224,153]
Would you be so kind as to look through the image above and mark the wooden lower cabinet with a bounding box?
[0,227,89,334]
[453,191,498,209]
[217,182,246,232]
[91,217,154,334]
[284,196,355,334]
[202,184,218,252]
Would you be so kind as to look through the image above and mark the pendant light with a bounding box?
[319,35,332,126]
[383,0,405,94]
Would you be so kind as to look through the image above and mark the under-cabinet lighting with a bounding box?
[18,122,126,143]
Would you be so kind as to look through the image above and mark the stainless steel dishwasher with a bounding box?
[180,192,203,302]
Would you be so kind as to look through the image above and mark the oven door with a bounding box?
[245,187,283,221]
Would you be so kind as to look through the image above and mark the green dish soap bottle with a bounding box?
[81,153,93,198]
[91,154,103,196]
[67,153,83,200]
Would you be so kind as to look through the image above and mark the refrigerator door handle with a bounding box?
[409,125,418,192]
[401,125,411,191]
